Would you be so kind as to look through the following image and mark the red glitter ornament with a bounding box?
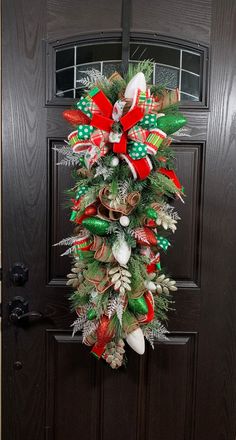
[63,109,90,126]
[84,205,97,216]
[135,227,157,246]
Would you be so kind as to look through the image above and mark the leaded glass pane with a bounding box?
[130,44,180,67]
[155,65,179,89]
[76,43,122,64]
[54,41,203,104]
[182,51,200,74]
[56,68,74,96]
[56,48,74,71]
[181,71,200,98]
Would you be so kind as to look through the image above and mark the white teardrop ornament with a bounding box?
[112,239,131,266]
[124,72,146,99]
[126,328,145,355]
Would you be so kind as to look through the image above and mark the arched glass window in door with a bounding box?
[52,37,207,106]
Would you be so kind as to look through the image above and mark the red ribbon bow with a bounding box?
[88,88,153,179]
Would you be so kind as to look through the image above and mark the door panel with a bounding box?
[46,332,197,440]
[2,1,236,440]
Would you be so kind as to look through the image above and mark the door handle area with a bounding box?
[9,263,28,286]
[8,296,43,325]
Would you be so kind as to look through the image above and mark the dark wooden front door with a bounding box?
[2,1,236,439]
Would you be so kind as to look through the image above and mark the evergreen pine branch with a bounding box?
[125,60,154,83]
[69,291,90,309]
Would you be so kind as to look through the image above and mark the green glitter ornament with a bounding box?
[128,296,148,315]
[145,208,158,220]
[82,217,110,235]
[87,309,97,320]
[156,114,187,135]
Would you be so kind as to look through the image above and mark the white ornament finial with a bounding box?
[126,328,145,355]
[124,72,146,99]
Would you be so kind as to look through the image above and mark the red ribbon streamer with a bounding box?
[159,168,182,190]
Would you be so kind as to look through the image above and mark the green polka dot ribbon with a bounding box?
[88,87,100,97]
[77,124,94,140]
[128,141,147,160]
[158,236,171,251]
[76,185,89,200]
[76,97,93,118]
[138,114,158,129]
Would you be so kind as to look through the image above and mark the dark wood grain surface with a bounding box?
[2,0,236,439]
[131,0,211,45]
[47,0,123,40]
[195,1,236,438]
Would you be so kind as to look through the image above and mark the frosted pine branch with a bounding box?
[143,327,155,349]
[118,180,130,201]
[53,236,79,247]
[115,293,126,325]
[53,145,81,167]
[152,203,180,233]
[143,323,169,348]
[71,315,87,337]
[60,246,76,257]
[82,320,98,342]
[94,162,114,180]
[107,297,118,319]
[156,325,170,341]
[131,228,149,244]
[77,68,110,89]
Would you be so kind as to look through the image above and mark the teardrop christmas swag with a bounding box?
[57,62,187,369]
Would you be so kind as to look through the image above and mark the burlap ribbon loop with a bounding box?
[97,186,141,221]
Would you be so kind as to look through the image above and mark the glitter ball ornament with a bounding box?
[110,157,119,167]
[119,215,130,227]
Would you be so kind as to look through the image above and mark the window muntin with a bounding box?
[55,41,202,103]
